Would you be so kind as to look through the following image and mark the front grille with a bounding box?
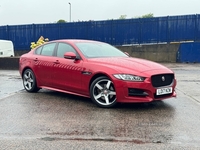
[151,74,174,87]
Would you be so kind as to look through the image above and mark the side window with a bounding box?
[40,43,56,56]
[56,43,76,58]
[35,46,43,55]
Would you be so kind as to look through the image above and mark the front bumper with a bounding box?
[114,78,177,103]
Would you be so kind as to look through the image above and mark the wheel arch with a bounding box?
[22,67,34,77]
[89,73,112,90]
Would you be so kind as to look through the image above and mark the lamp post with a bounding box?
[68,2,71,22]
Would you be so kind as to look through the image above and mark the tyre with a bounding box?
[22,69,40,92]
[90,76,117,108]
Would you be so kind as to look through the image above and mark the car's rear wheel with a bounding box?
[90,76,117,108]
[23,69,39,92]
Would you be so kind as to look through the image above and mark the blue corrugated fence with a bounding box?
[177,42,200,63]
[0,14,200,50]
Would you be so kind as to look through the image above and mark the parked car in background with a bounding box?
[0,40,14,57]
[19,39,177,108]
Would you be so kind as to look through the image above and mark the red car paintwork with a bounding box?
[19,40,176,104]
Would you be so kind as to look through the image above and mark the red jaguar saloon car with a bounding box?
[19,39,176,107]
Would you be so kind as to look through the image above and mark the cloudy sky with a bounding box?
[0,0,200,26]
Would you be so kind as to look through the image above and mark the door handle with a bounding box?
[34,58,38,61]
[54,60,60,64]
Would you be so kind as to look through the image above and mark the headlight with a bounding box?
[113,74,145,82]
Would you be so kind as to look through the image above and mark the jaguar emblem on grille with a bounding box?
[162,76,165,81]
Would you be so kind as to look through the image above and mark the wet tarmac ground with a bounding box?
[0,63,200,149]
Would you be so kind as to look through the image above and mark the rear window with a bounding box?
[41,43,56,56]
[34,43,56,56]
[35,46,42,55]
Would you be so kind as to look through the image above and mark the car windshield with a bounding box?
[75,42,128,58]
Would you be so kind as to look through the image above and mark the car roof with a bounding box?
[51,39,103,44]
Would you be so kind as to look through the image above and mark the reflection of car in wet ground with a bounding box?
[19,39,177,108]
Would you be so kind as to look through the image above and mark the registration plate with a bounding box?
[156,87,172,95]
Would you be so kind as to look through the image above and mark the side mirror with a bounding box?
[64,52,77,59]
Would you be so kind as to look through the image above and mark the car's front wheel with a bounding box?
[23,69,39,92]
[90,76,117,108]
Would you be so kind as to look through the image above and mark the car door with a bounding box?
[52,42,84,93]
[33,42,57,87]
